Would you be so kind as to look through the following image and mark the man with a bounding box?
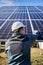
[5,21,39,65]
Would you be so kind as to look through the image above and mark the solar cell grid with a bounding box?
[9,13,17,19]
[0,30,4,36]
[0,20,13,39]
[28,10,41,12]
[0,6,43,40]
[28,6,36,9]
[15,9,27,12]
[32,20,38,30]
[18,6,26,9]
[32,20,43,31]
[10,12,29,19]
[0,13,11,19]
[37,6,43,11]
[30,12,43,19]
[0,20,5,26]
[40,20,43,25]
[36,20,43,32]
[31,20,43,40]
[28,6,41,12]
[38,13,43,19]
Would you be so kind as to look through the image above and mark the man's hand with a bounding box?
[32,30,38,35]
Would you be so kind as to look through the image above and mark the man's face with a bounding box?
[20,28,25,35]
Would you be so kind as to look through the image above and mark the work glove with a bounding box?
[32,30,38,35]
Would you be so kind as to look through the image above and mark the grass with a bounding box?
[0,48,43,65]
[0,52,8,65]
[31,48,43,65]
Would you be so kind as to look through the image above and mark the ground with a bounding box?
[0,48,43,65]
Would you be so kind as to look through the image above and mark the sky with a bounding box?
[0,0,43,6]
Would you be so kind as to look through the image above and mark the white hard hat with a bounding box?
[11,21,25,31]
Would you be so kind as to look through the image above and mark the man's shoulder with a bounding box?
[5,38,11,46]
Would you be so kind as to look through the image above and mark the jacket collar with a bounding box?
[11,32,25,39]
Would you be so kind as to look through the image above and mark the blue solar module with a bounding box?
[30,12,43,19]
[15,6,27,12]
[10,13,29,19]
[0,6,18,19]
[15,9,27,12]
[0,13,11,19]
[0,20,5,26]
[37,6,43,11]
[32,20,43,40]
[40,20,43,25]
[0,6,43,40]
[32,20,43,32]
[28,6,41,12]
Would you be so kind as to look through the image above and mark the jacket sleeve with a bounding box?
[29,32,39,43]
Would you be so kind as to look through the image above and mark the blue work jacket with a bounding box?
[5,32,39,65]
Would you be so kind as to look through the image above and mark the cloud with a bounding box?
[0,0,43,6]
[0,0,14,6]
[0,0,22,6]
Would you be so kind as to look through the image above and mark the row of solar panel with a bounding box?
[37,6,43,11]
[0,12,43,19]
[0,6,43,20]
[0,6,43,11]
[30,13,43,19]
[9,13,29,19]
[0,20,5,26]
[0,9,41,13]
[0,20,43,39]
[1,20,43,30]
[9,12,43,19]
[0,6,40,12]
[0,6,42,13]
[0,19,43,28]
[0,20,32,39]
[0,6,43,19]
[0,13,11,19]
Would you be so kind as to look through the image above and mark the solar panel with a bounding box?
[0,6,43,40]
[31,20,43,40]
[10,13,29,19]
[0,13,11,19]
[0,20,5,26]
[15,9,27,12]
[37,6,43,11]
[28,6,41,12]
[32,20,43,31]
[30,12,43,19]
